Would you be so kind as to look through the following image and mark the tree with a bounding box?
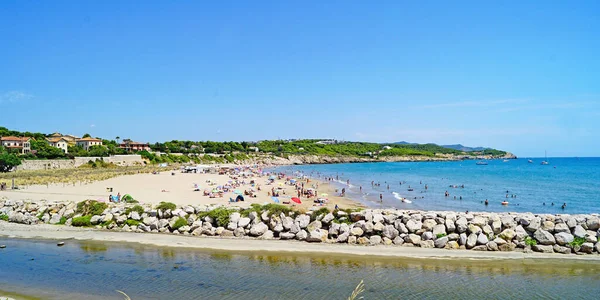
[0,152,21,172]
[116,136,120,145]
[82,133,91,138]
[30,140,67,159]
[88,145,109,157]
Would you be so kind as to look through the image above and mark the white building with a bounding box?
[47,137,69,153]
[76,138,102,151]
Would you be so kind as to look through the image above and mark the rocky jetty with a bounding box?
[1,199,598,255]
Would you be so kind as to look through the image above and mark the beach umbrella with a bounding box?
[234,190,242,195]
[272,197,280,203]
[291,197,302,204]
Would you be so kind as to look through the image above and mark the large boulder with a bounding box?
[459,233,467,246]
[249,222,268,236]
[477,233,489,245]
[580,243,594,254]
[282,216,294,230]
[533,229,556,245]
[130,211,141,221]
[526,217,541,232]
[586,217,600,231]
[238,217,251,228]
[515,225,529,241]
[445,219,456,233]
[49,214,62,225]
[422,219,437,231]
[406,219,422,233]
[296,230,308,241]
[472,216,488,227]
[369,235,382,246]
[373,222,385,232]
[407,234,421,244]
[553,244,572,254]
[491,219,502,234]
[296,214,310,229]
[306,229,326,243]
[487,241,499,251]
[466,233,477,249]
[456,217,468,233]
[499,229,516,241]
[554,232,574,246]
[90,215,102,225]
[229,212,241,224]
[382,225,399,239]
[434,236,448,248]
[350,227,364,236]
[422,232,434,241]
[541,221,555,232]
[554,222,570,233]
[467,224,482,235]
[432,224,446,237]
[395,220,409,234]
[532,245,554,253]
[419,240,435,248]
[336,232,350,243]
[321,213,335,224]
[280,232,296,240]
[362,222,374,233]
[573,225,586,238]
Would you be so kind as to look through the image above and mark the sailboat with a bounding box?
[541,151,549,165]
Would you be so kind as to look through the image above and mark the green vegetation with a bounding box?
[156,202,176,212]
[311,207,331,221]
[197,207,237,227]
[568,237,586,248]
[101,220,114,227]
[0,213,8,221]
[124,205,145,216]
[125,219,140,227]
[0,150,21,172]
[436,233,447,239]
[240,203,294,218]
[76,200,108,216]
[58,216,67,225]
[525,236,537,246]
[171,217,188,230]
[72,215,92,227]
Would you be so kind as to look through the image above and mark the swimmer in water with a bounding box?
[485,199,489,205]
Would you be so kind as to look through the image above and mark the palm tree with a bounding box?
[116,136,120,145]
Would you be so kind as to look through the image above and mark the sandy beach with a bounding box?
[1,221,599,261]
[0,169,364,211]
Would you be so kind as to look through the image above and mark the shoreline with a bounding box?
[1,222,599,262]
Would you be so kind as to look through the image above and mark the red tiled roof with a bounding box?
[77,138,102,142]
[1,136,31,142]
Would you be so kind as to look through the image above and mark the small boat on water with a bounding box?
[476,161,488,165]
[541,151,549,165]
[503,159,510,162]
[501,201,509,206]
[528,159,533,163]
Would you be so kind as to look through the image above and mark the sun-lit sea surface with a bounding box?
[1,238,600,299]
[271,157,600,214]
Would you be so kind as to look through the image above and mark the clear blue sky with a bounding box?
[1,1,599,157]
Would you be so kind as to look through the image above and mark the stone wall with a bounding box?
[1,199,598,255]
[17,155,144,171]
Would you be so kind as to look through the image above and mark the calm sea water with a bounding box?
[1,238,600,299]
[271,158,600,214]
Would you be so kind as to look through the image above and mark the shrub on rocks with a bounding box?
[72,215,92,227]
[171,217,187,231]
[156,202,177,212]
[76,200,107,216]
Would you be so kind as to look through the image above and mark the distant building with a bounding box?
[119,139,151,152]
[49,132,79,145]
[315,139,336,145]
[0,136,32,154]
[383,146,392,150]
[248,146,259,152]
[76,137,102,151]
[46,137,69,153]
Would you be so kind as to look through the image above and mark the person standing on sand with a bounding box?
[117,192,121,203]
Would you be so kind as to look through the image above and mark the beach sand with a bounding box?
[2,221,599,261]
[0,171,364,211]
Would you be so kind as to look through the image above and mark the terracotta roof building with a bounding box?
[0,136,32,154]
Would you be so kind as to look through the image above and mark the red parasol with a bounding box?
[291,197,302,204]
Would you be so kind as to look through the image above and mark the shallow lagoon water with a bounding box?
[1,238,600,299]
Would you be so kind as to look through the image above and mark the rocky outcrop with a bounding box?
[1,199,599,256]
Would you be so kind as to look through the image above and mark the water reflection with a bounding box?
[0,238,599,300]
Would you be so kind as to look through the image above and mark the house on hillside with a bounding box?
[49,132,79,145]
[0,136,32,154]
[383,146,392,150]
[248,146,259,152]
[76,137,102,151]
[315,139,336,145]
[46,137,69,153]
[119,139,151,152]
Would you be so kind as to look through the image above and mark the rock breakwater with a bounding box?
[1,199,598,255]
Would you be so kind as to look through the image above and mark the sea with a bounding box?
[270,157,600,214]
[1,238,599,299]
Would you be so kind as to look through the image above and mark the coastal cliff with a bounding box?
[240,152,517,166]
